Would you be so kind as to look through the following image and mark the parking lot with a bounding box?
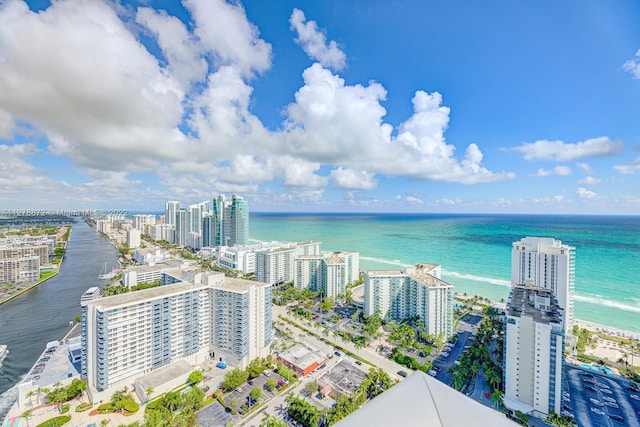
[564,364,640,427]
[197,368,293,427]
[432,314,481,385]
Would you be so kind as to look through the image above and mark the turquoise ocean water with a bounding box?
[249,213,640,333]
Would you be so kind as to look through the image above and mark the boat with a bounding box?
[98,262,119,280]
[0,344,8,363]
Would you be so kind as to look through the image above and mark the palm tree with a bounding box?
[490,389,503,409]
[450,372,465,391]
[25,390,36,408]
[145,387,154,401]
[21,409,33,427]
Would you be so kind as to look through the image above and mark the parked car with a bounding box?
[398,370,408,378]
[589,398,603,406]
[334,351,341,357]
[355,360,362,365]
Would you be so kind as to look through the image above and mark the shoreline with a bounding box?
[0,227,71,306]
[453,291,640,341]
[0,265,62,306]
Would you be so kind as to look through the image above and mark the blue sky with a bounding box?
[1,0,639,213]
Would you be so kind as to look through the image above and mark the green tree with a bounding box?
[187,370,203,385]
[260,413,286,427]
[304,381,319,396]
[21,409,32,427]
[266,377,277,391]
[249,387,262,402]
[222,368,249,391]
[514,410,529,426]
[277,365,295,382]
[145,387,154,401]
[320,296,335,312]
[247,357,267,378]
[490,389,504,409]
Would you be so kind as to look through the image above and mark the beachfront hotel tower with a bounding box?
[511,237,574,328]
[503,285,564,417]
[211,194,249,247]
[363,263,453,337]
[80,273,271,403]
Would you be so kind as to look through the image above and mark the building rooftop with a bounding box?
[134,359,192,390]
[334,371,518,427]
[366,263,451,288]
[86,281,206,308]
[123,259,192,274]
[257,245,296,254]
[88,275,269,309]
[211,275,270,292]
[506,285,563,325]
[278,344,326,371]
[323,253,345,265]
[317,360,368,397]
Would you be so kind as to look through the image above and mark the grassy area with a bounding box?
[39,270,58,281]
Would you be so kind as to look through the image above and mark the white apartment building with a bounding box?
[294,241,322,256]
[218,246,257,274]
[126,229,141,249]
[131,214,156,232]
[0,244,50,265]
[96,220,111,234]
[121,260,195,287]
[503,285,564,417]
[512,237,574,328]
[294,251,360,298]
[81,273,272,403]
[256,246,296,285]
[164,201,181,226]
[0,255,40,284]
[133,248,170,265]
[364,263,453,337]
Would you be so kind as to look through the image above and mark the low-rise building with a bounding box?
[277,344,326,377]
[317,360,368,401]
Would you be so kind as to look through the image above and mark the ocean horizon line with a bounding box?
[124,210,640,218]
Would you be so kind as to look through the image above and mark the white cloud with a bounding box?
[624,49,640,79]
[184,0,271,77]
[0,0,185,170]
[576,162,593,174]
[329,167,377,190]
[436,198,462,205]
[286,66,514,184]
[512,137,622,162]
[578,176,601,185]
[289,9,346,71]
[576,187,597,199]
[0,109,14,139]
[613,156,640,175]
[406,196,423,204]
[280,158,328,188]
[136,7,208,91]
[535,166,572,176]
[0,1,516,209]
